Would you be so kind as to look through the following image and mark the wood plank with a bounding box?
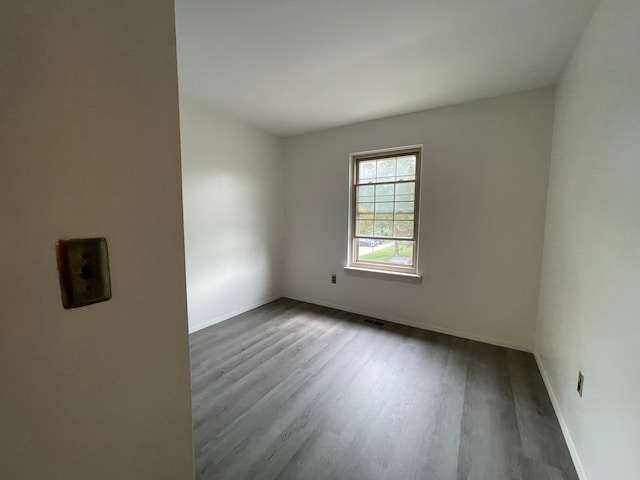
[190,299,578,480]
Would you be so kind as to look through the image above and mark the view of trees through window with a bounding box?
[352,150,419,271]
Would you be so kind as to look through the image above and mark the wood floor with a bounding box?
[190,299,577,480]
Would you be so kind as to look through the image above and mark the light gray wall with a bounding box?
[535,0,640,478]
[179,98,284,332]
[283,87,555,351]
[0,1,194,479]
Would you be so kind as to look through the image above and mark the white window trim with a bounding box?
[346,145,423,279]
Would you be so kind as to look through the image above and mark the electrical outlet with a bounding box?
[331,274,336,284]
[577,370,584,397]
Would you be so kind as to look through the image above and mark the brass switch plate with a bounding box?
[56,237,111,309]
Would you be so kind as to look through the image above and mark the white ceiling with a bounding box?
[175,0,599,137]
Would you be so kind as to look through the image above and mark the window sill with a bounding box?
[343,266,422,284]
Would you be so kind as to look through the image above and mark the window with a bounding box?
[349,146,421,275]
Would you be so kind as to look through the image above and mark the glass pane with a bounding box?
[395,182,415,203]
[357,240,414,266]
[397,156,416,178]
[359,160,376,181]
[376,158,396,180]
[393,241,414,265]
[357,238,377,255]
[357,185,375,203]
[394,221,414,238]
[357,202,374,215]
[374,202,393,215]
[375,184,394,203]
[374,220,393,237]
[357,220,374,236]
[395,182,414,195]
[394,202,414,214]
[358,155,417,184]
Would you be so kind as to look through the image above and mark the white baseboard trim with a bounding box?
[284,294,532,352]
[188,295,282,334]
[533,352,588,480]
[190,294,588,475]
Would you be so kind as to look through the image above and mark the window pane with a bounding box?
[395,182,414,195]
[376,158,396,180]
[357,185,375,202]
[394,221,414,238]
[374,220,393,237]
[357,238,378,251]
[375,184,394,203]
[397,156,416,178]
[356,220,374,236]
[359,160,376,181]
[393,241,414,265]
[357,240,414,266]
[395,182,414,202]
[358,156,416,184]
[394,201,414,214]
[374,202,393,215]
[357,202,374,215]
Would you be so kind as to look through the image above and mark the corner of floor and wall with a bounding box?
[178,1,640,480]
[279,85,555,354]
[178,95,286,334]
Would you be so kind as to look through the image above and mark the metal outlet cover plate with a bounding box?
[56,237,112,309]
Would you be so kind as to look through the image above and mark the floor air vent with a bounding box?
[364,318,386,327]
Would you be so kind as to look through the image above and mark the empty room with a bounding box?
[2,1,639,480]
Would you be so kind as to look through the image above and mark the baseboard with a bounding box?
[188,295,282,334]
[284,294,532,352]
[534,352,588,480]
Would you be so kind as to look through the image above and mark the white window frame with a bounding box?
[347,145,422,276]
